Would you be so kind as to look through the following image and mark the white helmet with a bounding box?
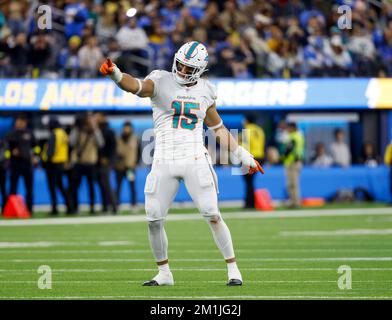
[172,41,208,85]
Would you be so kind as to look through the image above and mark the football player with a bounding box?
[100,41,264,286]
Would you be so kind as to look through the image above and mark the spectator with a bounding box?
[324,35,353,77]
[282,122,304,209]
[379,28,392,76]
[96,12,117,45]
[201,2,228,42]
[240,115,265,209]
[78,35,103,77]
[116,17,150,76]
[219,0,247,34]
[42,117,72,215]
[330,129,351,167]
[28,33,52,76]
[266,41,287,77]
[303,34,329,77]
[311,142,333,167]
[115,122,139,211]
[8,32,29,77]
[95,113,117,214]
[5,115,39,214]
[69,113,104,214]
[160,0,181,34]
[348,24,378,76]
[57,35,82,78]
[0,28,12,77]
[358,142,380,167]
[274,120,289,157]
[7,1,25,36]
[210,46,235,77]
[116,17,149,51]
[64,0,89,39]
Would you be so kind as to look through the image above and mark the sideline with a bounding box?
[0,207,391,227]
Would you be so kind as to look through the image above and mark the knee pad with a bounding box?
[200,203,220,220]
[148,218,165,231]
[203,213,222,224]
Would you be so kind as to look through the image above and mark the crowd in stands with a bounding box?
[0,0,392,79]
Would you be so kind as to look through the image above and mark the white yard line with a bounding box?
[1,280,392,284]
[0,207,391,227]
[2,257,392,263]
[280,229,392,236]
[2,267,392,273]
[0,295,391,300]
[2,248,392,254]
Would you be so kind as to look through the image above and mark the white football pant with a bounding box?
[144,151,235,262]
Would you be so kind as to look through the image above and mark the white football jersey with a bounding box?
[145,70,217,160]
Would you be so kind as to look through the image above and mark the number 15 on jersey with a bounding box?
[171,101,200,130]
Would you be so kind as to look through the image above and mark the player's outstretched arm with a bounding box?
[205,103,264,175]
[99,58,154,98]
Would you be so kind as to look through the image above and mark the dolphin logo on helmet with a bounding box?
[172,41,209,85]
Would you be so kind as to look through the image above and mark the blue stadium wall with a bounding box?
[5,165,391,207]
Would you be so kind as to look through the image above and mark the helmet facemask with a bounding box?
[172,54,207,85]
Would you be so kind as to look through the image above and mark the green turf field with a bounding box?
[0,207,392,300]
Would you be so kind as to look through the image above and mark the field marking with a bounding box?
[2,248,392,254]
[280,229,392,236]
[0,295,391,300]
[0,242,95,248]
[98,241,133,246]
[2,279,392,284]
[2,267,392,274]
[3,257,392,263]
[0,241,137,248]
[0,207,391,227]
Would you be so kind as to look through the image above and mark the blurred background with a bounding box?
[0,0,391,215]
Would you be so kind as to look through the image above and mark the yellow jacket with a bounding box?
[242,123,265,159]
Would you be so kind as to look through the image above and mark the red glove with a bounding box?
[248,159,265,175]
[99,58,114,76]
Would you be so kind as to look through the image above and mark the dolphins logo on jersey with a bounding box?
[172,41,208,85]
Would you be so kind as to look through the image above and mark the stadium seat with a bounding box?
[3,195,31,219]
[254,189,274,211]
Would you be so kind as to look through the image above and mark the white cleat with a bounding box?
[142,271,174,286]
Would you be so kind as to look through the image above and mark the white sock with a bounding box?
[205,217,235,259]
[227,261,242,280]
[158,263,171,274]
